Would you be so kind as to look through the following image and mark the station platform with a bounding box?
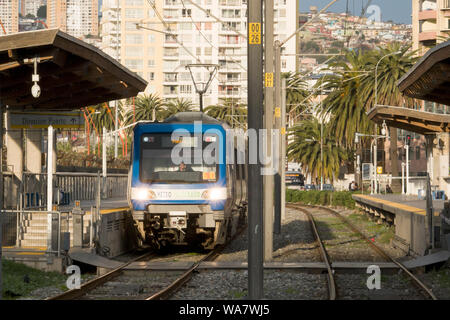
[353,194,448,256]
[58,197,129,214]
[352,194,445,217]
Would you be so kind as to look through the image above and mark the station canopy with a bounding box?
[368,40,450,135]
[0,29,147,111]
[398,40,450,106]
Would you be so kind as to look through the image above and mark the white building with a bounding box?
[100,0,297,108]
[23,0,46,17]
[0,0,19,34]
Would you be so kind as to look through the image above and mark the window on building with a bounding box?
[126,34,143,44]
[125,46,144,57]
[148,72,155,81]
[125,59,143,70]
[148,60,155,67]
[182,8,192,17]
[180,85,192,94]
[125,8,144,19]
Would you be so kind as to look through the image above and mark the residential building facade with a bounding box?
[100,0,297,108]
[47,0,98,38]
[0,0,19,34]
[412,0,450,55]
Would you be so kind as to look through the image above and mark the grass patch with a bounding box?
[2,259,67,299]
[229,289,247,299]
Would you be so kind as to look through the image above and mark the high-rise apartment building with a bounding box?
[101,0,297,108]
[22,0,46,17]
[412,0,450,55]
[0,0,19,34]
[47,0,98,38]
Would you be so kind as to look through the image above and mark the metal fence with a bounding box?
[0,209,101,256]
[1,210,64,255]
[14,172,128,209]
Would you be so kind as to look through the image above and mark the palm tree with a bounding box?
[204,98,247,127]
[320,49,374,149]
[125,93,166,124]
[88,103,119,133]
[282,72,311,123]
[287,119,347,183]
[165,98,195,117]
[361,44,418,191]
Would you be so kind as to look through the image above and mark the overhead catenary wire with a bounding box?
[180,0,247,72]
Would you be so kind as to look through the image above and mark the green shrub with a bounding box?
[286,189,356,209]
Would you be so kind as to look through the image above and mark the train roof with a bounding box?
[163,112,230,128]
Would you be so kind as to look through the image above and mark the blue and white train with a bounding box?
[127,112,247,250]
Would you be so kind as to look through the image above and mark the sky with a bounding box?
[97,0,412,25]
[299,0,412,25]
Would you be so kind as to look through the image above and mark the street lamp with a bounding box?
[355,120,389,195]
[373,51,401,194]
[374,51,402,109]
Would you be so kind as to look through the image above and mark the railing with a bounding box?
[18,172,128,209]
[1,210,65,256]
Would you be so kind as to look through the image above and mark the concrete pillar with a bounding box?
[5,112,23,208]
[25,130,42,174]
[437,133,450,197]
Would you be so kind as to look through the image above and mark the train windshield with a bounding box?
[140,133,219,184]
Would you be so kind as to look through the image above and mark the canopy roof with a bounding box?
[398,40,450,106]
[0,29,147,111]
[367,105,450,135]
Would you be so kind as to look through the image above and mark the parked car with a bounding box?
[322,184,334,191]
[304,184,316,191]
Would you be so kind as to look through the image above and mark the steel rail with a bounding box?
[147,225,247,300]
[47,252,155,300]
[290,203,438,301]
[287,205,336,300]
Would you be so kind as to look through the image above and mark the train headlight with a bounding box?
[131,188,156,200]
[208,188,227,201]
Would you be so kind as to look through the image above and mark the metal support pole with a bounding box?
[374,132,378,194]
[320,83,323,191]
[401,162,405,195]
[263,0,274,261]
[47,125,53,251]
[102,127,107,199]
[247,0,264,300]
[0,103,3,300]
[274,41,282,236]
[199,92,204,112]
[114,101,118,159]
[280,78,287,223]
[406,144,409,195]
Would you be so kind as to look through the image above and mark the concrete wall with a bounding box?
[97,210,138,258]
[395,210,428,256]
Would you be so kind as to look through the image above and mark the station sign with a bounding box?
[362,163,372,180]
[9,111,85,129]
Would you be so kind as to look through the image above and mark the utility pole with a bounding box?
[0,103,3,300]
[280,78,287,224]
[274,40,282,233]
[247,0,264,300]
[263,0,274,261]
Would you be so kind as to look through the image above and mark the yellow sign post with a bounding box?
[249,23,261,44]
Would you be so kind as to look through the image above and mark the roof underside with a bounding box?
[398,40,450,106]
[367,106,450,135]
[0,29,147,111]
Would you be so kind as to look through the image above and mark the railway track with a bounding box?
[47,251,157,300]
[47,226,246,300]
[287,203,437,300]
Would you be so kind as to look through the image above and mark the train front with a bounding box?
[129,119,228,250]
